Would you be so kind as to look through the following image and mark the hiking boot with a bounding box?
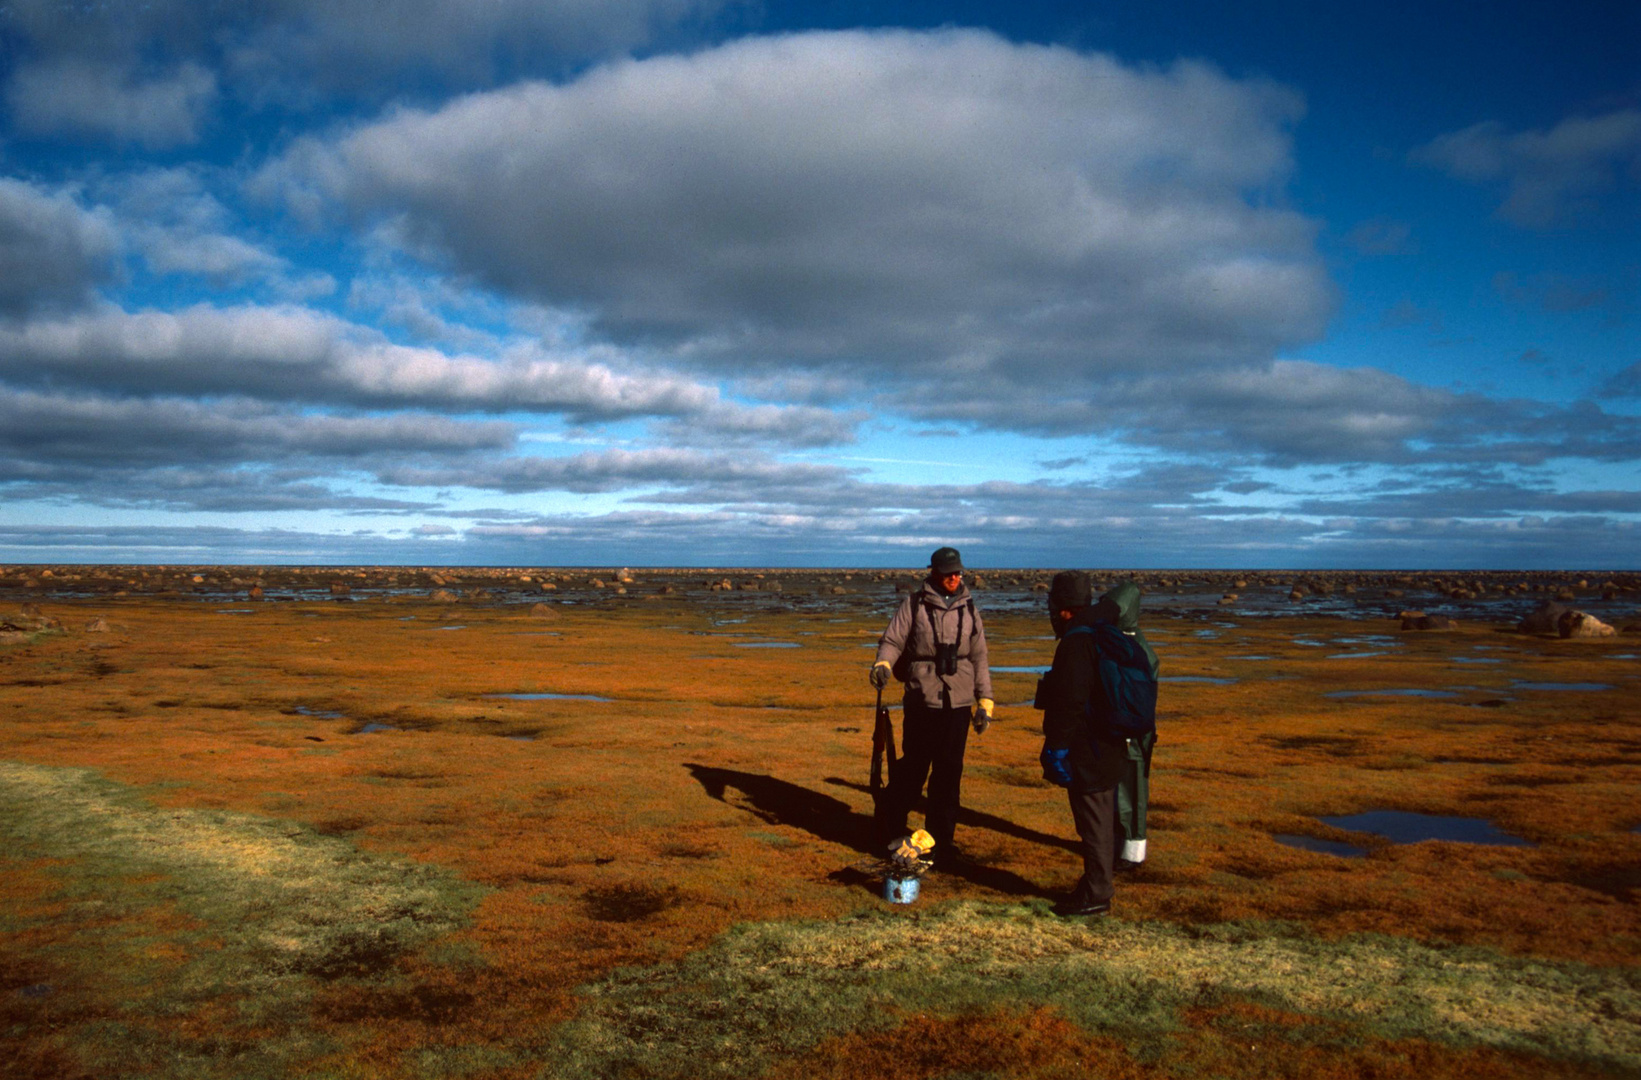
[1051,896,1112,917]
[1052,874,1111,916]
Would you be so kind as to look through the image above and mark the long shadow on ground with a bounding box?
[823,776,1080,856]
[684,763,1051,898]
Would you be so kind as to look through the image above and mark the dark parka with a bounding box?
[875,579,992,710]
[1036,583,1153,792]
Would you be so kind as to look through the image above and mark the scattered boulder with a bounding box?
[1558,610,1616,639]
[248,586,264,601]
[1,610,61,642]
[1400,613,1457,631]
[84,618,110,632]
[1219,594,1237,605]
[329,582,351,596]
[429,589,459,603]
[1517,600,1569,636]
[3,611,60,632]
[529,603,558,619]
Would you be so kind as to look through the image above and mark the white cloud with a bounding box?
[276,29,1332,395]
[376,446,851,495]
[6,58,216,147]
[1,0,722,116]
[0,302,856,442]
[0,178,118,316]
[1413,108,1641,227]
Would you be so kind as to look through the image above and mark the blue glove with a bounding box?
[1039,746,1073,788]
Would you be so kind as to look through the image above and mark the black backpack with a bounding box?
[1064,623,1157,739]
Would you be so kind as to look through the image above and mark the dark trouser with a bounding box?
[1114,732,1156,864]
[1068,785,1116,904]
[874,697,970,852]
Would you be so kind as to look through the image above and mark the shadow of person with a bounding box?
[823,776,1081,855]
[683,763,1048,899]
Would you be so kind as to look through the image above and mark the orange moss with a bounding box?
[3,592,1638,1077]
[767,1002,1609,1080]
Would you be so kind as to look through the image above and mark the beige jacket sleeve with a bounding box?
[874,593,917,668]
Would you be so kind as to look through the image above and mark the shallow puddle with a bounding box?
[1511,681,1613,692]
[1228,654,1273,660]
[991,664,1049,673]
[352,722,400,734]
[1325,688,1458,699]
[1327,651,1389,659]
[1272,833,1368,858]
[733,641,802,648]
[486,692,613,702]
[1163,675,1237,685]
[1451,657,1502,664]
[1320,810,1534,847]
[291,705,345,718]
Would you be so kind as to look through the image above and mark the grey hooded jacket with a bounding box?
[875,579,992,709]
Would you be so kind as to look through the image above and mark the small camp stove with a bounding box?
[881,830,935,904]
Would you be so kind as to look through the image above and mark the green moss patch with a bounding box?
[0,760,485,1078]
[550,902,1641,1079]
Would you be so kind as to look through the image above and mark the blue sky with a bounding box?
[0,0,1635,568]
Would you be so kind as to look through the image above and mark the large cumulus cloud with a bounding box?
[275,30,1333,398]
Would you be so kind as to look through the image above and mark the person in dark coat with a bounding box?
[1035,570,1128,916]
[1097,581,1159,871]
[869,546,994,868]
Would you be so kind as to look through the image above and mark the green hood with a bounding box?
[1100,579,1159,677]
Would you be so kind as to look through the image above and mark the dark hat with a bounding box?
[929,546,964,574]
[1048,570,1092,610]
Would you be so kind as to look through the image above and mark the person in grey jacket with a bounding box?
[869,546,994,868]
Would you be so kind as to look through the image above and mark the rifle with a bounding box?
[869,683,897,803]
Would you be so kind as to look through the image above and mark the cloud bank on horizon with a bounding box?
[0,0,1635,568]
